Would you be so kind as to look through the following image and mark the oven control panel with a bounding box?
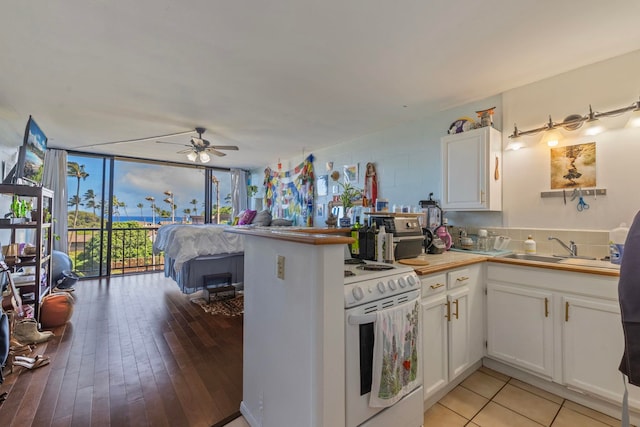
[344,270,420,308]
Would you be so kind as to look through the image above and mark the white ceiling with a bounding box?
[2,0,640,170]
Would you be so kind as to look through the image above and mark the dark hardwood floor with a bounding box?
[0,273,243,427]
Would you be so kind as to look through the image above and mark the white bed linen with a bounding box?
[153,224,245,271]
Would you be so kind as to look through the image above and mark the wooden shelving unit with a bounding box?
[0,184,54,320]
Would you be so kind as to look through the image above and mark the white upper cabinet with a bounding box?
[441,127,502,211]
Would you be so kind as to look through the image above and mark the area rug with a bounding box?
[190,294,244,317]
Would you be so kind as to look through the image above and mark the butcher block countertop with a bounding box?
[488,255,620,277]
[400,251,620,277]
[226,226,355,245]
[401,252,487,275]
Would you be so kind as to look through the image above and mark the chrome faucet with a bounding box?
[548,236,577,257]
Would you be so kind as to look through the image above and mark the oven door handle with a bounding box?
[348,313,377,325]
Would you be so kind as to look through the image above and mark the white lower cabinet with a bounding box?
[562,295,640,408]
[421,265,483,402]
[487,283,554,378]
[448,286,471,379]
[487,263,640,409]
[421,293,448,397]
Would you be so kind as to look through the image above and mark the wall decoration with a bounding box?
[263,154,315,226]
[317,175,328,196]
[550,142,596,189]
[343,164,359,184]
[316,204,324,217]
[364,162,377,207]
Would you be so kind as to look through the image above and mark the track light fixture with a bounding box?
[507,97,640,149]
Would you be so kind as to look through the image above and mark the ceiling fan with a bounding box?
[156,127,239,163]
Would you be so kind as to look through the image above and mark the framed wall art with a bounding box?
[317,175,328,196]
[343,164,359,184]
[550,142,596,189]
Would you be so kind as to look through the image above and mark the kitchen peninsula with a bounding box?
[226,227,354,427]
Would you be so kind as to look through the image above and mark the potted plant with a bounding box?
[338,182,362,227]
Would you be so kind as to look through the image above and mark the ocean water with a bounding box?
[112,215,185,223]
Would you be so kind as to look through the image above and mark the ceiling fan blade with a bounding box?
[156,140,190,147]
[78,129,196,148]
[176,148,194,154]
[210,145,239,151]
[206,148,227,157]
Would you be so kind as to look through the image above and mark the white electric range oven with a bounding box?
[343,259,423,427]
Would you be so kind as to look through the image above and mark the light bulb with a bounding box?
[626,109,640,128]
[543,129,561,147]
[186,151,197,162]
[583,119,604,136]
[199,152,211,163]
[506,140,525,151]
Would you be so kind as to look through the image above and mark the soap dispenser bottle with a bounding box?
[524,235,537,254]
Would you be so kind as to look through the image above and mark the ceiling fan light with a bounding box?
[199,152,211,163]
[186,151,198,162]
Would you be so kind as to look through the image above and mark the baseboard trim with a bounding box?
[240,401,259,427]
[211,411,242,427]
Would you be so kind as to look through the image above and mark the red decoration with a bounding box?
[403,360,411,371]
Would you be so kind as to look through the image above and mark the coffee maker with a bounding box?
[419,194,444,254]
[419,193,442,231]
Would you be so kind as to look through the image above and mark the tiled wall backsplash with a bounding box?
[449,226,610,260]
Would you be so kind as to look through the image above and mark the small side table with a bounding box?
[203,273,235,302]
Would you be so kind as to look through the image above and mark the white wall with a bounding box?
[502,50,640,230]
[255,49,640,232]
[252,95,503,225]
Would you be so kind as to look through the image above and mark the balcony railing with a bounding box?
[68,224,165,277]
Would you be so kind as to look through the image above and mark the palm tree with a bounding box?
[183,208,191,223]
[137,203,144,222]
[190,199,198,215]
[145,196,156,225]
[164,190,175,223]
[68,195,83,227]
[83,189,98,217]
[67,162,89,228]
[112,195,121,221]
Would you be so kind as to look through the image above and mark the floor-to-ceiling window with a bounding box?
[66,153,231,278]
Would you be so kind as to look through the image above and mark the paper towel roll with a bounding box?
[376,231,385,262]
[385,233,395,263]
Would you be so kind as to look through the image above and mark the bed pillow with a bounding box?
[270,218,293,227]
[251,209,272,226]
[238,209,257,225]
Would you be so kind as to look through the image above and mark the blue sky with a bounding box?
[67,155,232,218]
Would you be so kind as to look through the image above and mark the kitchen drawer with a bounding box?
[420,273,447,298]
[448,268,471,290]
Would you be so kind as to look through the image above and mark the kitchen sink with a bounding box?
[501,253,563,263]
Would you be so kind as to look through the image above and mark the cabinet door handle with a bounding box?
[565,301,570,322]
[544,297,549,318]
[430,283,444,289]
[456,277,469,282]
[445,300,451,321]
[453,299,459,319]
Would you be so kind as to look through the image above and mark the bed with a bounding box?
[153,224,245,294]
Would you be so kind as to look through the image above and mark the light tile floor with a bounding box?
[425,366,628,427]
[224,366,627,426]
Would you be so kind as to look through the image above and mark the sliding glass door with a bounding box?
[66,154,231,278]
